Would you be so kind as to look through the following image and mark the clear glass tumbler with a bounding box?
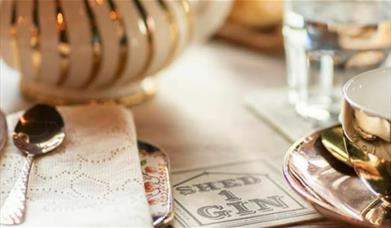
[283,0,391,121]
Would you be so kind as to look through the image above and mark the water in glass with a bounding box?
[283,1,391,121]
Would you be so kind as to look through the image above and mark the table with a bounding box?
[0,40,342,227]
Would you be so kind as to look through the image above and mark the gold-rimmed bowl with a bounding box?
[0,0,232,106]
[341,67,391,223]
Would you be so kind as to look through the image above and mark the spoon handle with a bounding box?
[0,154,34,225]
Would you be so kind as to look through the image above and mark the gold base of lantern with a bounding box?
[20,77,157,106]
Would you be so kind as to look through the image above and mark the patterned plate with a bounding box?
[138,141,173,227]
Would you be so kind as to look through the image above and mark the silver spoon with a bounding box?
[0,104,65,225]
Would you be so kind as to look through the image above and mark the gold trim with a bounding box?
[31,0,41,81]
[10,0,20,70]
[178,0,192,45]
[55,0,71,86]
[82,0,103,88]
[156,0,179,69]
[125,0,155,84]
[103,0,129,87]
[20,77,157,106]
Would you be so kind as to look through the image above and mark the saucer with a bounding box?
[283,125,389,226]
[138,141,173,227]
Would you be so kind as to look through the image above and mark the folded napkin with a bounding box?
[0,105,152,227]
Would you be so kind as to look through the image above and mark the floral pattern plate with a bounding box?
[138,141,173,227]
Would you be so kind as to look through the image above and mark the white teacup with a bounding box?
[341,67,391,224]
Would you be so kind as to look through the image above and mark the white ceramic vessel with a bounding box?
[0,0,232,105]
[341,67,391,224]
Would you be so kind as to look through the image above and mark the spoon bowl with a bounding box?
[320,125,351,166]
[13,104,65,155]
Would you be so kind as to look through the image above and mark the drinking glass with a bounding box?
[283,0,391,121]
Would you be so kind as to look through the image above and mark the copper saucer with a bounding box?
[283,126,390,227]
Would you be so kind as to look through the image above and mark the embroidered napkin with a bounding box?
[0,105,152,227]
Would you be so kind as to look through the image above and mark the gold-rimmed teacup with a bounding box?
[341,67,391,225]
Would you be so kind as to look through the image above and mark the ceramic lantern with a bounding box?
[0,0,232,105]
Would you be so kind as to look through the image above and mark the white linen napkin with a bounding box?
[0,105,152,227]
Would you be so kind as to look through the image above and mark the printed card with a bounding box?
[172,160,321,227]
